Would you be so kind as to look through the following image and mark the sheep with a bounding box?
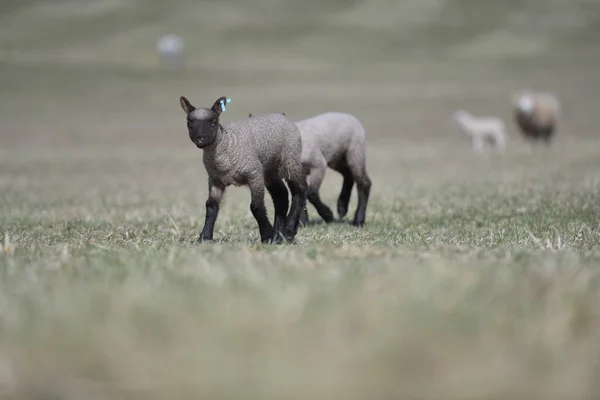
[179,95,307,244]
[293,112,372,227]
[452,110,507,152]
[512,91,560,144]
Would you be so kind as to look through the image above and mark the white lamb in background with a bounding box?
[452,110,507,152]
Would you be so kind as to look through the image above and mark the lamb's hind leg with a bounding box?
[266,178,290,243]
[306,158,335,223]
[335,165,354,219]
[348,155,371,227]
[300,206,309,227]
[248,177,275,243]
[283,176,307,242]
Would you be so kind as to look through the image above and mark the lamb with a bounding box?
[512,91,560,144]
[294,112,372,227]
[179,96,307,244]
[452,110,507,152]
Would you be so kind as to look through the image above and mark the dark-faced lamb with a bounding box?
[295,112,372,227]
[513,91,560,143]
[179,96,307,244]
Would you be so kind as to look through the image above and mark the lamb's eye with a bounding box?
[211,120,217,127]
[187,121,192,129]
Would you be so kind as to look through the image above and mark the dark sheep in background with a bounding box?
[513,91,560,144]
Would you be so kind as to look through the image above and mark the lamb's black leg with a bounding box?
[249,179,274,243]
[352,175,371,227]
[266,179,290,243]
[307,189,334,223]
[283,178,307,242]
[198,182,225,242]
[299,207,309,227]
[337,171,354,219]
[306,164,334,223]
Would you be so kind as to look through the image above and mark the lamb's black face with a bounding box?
[187,108,219,149]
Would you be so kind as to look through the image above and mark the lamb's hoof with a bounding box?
[196,233,214,243]
[337,205,348,219]
[281,229,297,244]
[299,210,309,227]
[284,236,296,244]
[271,232,287,245]
[322,213,335,223]
[352,220,365,228]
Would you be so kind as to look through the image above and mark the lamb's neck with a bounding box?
[460,115,474,125]
[203,126,233,158]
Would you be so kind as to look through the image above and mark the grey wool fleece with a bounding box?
[295,112,372,227]
[180,96,307,244]
[202,113,305,188]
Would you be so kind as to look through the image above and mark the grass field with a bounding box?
[2,0,600,399]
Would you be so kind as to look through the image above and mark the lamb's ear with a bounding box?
[211,96,231,116]
[179,96,195,115]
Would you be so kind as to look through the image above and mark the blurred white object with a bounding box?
[517,95,534,113]
[156,34,184,70]
[453,110,507,152]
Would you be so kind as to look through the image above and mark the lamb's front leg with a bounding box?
[249,178,275,243]
[198,181,225,242]
[471,135,484,152]
[266,178,290,243]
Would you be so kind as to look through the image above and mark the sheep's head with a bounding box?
[512,91,535,113]
[453,110,469,123]
[516,95,534,114]
[179,96,230,149]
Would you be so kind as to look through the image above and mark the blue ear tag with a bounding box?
[220,98,232,113]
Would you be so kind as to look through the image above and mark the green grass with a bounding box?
[2,141,600,399]
[2,0,600,398]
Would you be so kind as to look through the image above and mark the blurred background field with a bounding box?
[1,0,600,148]
[1,0,600,399]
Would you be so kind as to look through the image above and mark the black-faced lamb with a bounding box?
[294,112,372,227]
[179,96,307,244]
[513,91,560,143]
[452,110,507,152]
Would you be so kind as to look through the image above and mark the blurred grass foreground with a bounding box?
[1,0,600,399]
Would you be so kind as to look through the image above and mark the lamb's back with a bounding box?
[296,112,364,163]
[224,113,302,172]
